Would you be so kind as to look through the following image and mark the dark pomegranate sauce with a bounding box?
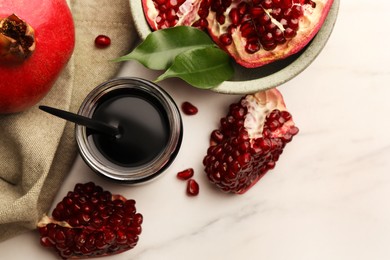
[88,88,170,167]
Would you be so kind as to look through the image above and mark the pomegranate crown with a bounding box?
[0,14,35,64]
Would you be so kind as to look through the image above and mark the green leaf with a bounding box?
[155,46,234,89]
[114,26,215,70]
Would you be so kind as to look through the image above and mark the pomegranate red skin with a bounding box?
[0,0,75,114]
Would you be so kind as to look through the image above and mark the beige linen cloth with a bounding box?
[0,0,138,241]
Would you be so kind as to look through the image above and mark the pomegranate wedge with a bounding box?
[203,88,299,194]
[37,182,143,259]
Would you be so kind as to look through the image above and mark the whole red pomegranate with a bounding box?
[0,0,75,114]
[203,88,299,194]
[142,0,334,68]
[38,182,143,259]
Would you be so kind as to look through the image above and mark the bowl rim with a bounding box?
[129,0,340,94]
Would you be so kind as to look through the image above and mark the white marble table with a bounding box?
[2,1,390,259]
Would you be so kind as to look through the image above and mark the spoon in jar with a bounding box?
[39,105,120,137]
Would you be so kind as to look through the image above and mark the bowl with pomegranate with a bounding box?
[130,0,339,94]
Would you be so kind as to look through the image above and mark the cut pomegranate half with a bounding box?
[141,0,334,68]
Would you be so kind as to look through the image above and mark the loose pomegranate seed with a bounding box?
[187,179,199,196]
[181,101,198,115]
[177,168,194,180]
[94,35,111,48]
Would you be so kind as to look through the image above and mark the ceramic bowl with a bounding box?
[129,0,340,94]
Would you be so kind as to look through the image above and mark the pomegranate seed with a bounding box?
[240,21,255,38]
[166,9,177,21]
[283,8,293,19]
[288,18,299,31]
[229,8,240,26]
[187,179,199,196]
[219,33,233,45]
[192,18,209,29]
[181,101,198,115]
[250,7,265,19]
[262,0,273,9]
[284,27,297,38]
[273,28,286,44]
[211,129,224,144]
[198,7,209,18]
[238,2,249,15]
[291,5,303,17]
[177,168,194,180]
[271,8,283,20]
[94,35,111,48]
[261,32,273,43]
[217,14,226,24]
[245,39,261,53]
[259,13,271,25]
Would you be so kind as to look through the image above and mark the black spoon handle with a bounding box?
[39,105,119,137]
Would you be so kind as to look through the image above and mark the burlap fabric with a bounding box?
[0,0,137,241]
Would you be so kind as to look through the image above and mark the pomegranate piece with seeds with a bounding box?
[142,0,334,68]
[203,88,299,194]
[37,182,143,259]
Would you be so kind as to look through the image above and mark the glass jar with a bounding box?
[75,77,182,184]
